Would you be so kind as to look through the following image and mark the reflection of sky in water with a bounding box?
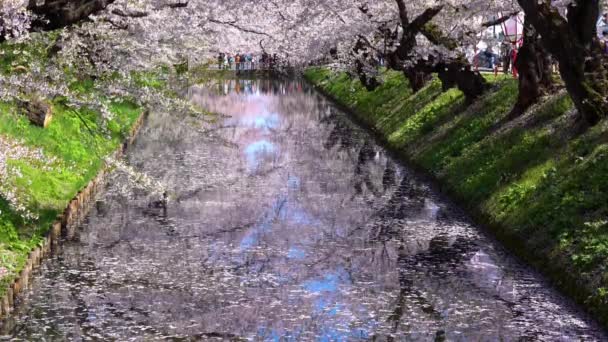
[300,269,372,340]
[239,195,285,250]
[241,175,319,251]
[287,175,300,190]
[289,207,317,226]
[239,198,319,250]
[287,246,306,259]
[244,140,276,170]
[255,269,371,341]
[241,173,373,340]
[241,112,280,130]
[303,271,344,293]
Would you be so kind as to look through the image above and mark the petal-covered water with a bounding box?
[1,79,605,340]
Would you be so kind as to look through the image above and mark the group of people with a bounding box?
[218,52,255,71]
[476,11,608,78]
[216,79,304,96]
[217,52,280,71]
[476,42,520,78]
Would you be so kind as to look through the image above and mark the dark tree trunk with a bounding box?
[353,37,380,91]
[436,60,487,103]
[419,24,488,102]
[1,0,116,42]
[510,17,554,118]
[386,54,432,93]
[385,1,444,93]
[402,58,435,92]
[356,59,380,91]
[329,47,338,59]
[19,97,53,128]
[403,66,431,92]
[518,0,608,127]
[27,0,115,31]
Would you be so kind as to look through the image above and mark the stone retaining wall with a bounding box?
[0,109,148,319]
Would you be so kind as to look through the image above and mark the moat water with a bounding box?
[1,79,605,340]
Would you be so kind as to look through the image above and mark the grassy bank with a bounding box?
[0,33,166,297]
[305,67,608,324]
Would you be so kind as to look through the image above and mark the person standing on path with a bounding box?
[511,44,518,79]
[218,53,224,70]
[501,41,511,75]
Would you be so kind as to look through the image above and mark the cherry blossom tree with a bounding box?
[3,0,608,129]
[342,0,492,102]
[0,0,31,42]
[518,0,608,128]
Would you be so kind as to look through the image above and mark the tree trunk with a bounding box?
[510,17,554,118]
[1,0,116,42]
[403,66,431,92]
[386,1,444,93]
[419,24,488,102]
[355,59,380,91]
[561,58,608,128]
[436,60,487,103]
[353,37,380,91]
[27,0,115,31]
[518,0,608,127]
[329,47,338,59]
[20,98,53,128]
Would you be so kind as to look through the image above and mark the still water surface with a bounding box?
[1,79,605,340]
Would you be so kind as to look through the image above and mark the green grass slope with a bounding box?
[0,33,152,297]
[0,99,142,292]
[305,67,608,325]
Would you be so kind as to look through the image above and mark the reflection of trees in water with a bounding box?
[320,108,356,153]
[353,139,381,196]
[144,81,511,338]
[367,175,429,244]
[382,160,397,191]
[6,78,601,340]
[288,155,488,336]
[210,78,307,96]
[319,107,395,198]
[306,103,486,335]
[389,235,478,317]
[344,168,525,339]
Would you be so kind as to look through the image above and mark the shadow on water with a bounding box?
[1,78,606,340]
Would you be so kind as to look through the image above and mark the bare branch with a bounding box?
[209,18,273,37]
[481,11,520,27]
[112,8,148,18]
[111,2,189,18]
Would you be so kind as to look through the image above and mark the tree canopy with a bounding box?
[1,0,608,126]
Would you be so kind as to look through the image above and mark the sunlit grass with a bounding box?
[305,66,608,319]
[0,41,146,296]
[0,31,61,75]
